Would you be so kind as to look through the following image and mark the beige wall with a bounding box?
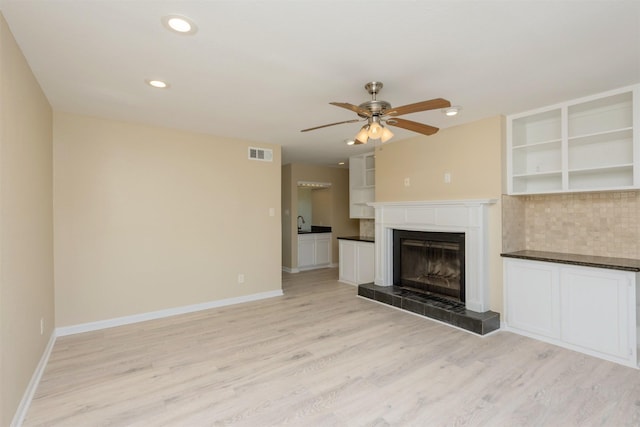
[0,14,54,426]
[54,112,282,327]
[311,188,332,226]
[375,116,505,312]
[281,164,359,269]
[281,164,293,268]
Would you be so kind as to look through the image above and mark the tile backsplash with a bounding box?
[359,219,375,239]
[503,191,640,259]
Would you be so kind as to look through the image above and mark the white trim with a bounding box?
[56,290,283,337]
[502,324,638,369]
[11,331,57,427]
[282,266,299,273]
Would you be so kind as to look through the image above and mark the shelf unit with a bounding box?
[507,85,638,195]
[349,152,375,219]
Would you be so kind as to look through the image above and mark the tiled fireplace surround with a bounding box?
[358,191,640,334]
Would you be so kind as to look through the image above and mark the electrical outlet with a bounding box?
[444,172,452,184]
[40,318,44,335]
[238,273,245,284]
[404,177,410,187]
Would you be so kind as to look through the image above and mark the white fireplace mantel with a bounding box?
[369,199,497,313]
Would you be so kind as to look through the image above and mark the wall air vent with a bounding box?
[248,147,273,162]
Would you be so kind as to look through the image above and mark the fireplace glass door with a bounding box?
[393,230,465,302]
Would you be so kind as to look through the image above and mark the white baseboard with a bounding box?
[11,331,56,427]
[56,289,283,337]
[283,265,336,274]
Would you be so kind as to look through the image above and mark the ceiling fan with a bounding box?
[301,81,452,144]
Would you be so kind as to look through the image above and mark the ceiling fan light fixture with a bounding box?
[368,121,383,139]
[356,126,369,144]
[380,126,394,143]
[443,106,461,116]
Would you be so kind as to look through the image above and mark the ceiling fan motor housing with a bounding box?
[357,100,391,118]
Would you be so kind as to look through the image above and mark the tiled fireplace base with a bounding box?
[358,283,500,335]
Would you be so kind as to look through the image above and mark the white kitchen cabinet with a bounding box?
[503,257,639,368]
[338,238,374,286]
[505,259,561,339]
[349,152,375,219]
[506,85,639,195]
[561,266,633,360]
[297,233,332,270]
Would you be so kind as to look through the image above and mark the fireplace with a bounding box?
[368,199,496,313]
[358,199,500,335]
[393,230,465,302]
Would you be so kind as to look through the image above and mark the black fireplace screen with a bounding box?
[393,230,465,301]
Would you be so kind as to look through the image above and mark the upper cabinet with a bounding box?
[507,85,639,195]
[349,152,375,219]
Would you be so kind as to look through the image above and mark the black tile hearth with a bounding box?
[358,283,500,335]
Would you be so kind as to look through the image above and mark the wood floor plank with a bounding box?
[23,268,640,426]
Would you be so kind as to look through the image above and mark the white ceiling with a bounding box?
[1,1,638,166]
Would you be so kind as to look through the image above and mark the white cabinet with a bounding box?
[561,267,633,360]
[507,85,639,195]
[338,239,374,285]
[297,233,332,270]
[349,152,375,219]
[505,259,561,339]
[504,258,638,368]
[314,235,331,266]
[297,236,316,269]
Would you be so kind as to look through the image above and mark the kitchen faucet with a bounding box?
[297,215,306,231]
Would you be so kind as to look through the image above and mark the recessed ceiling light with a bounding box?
[161,15,198,35]
[443,106,462,116]
[338,161,345,166]
[346,139,355,146]
[146,79,169,89]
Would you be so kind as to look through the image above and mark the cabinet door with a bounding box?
[356,242,375,284]
[298,237,315,268]
[339,240,357,284]
[315,236,331,266]
[505,259,561,338]
[560,266,633,360]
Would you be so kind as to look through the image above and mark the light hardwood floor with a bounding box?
[24,268,640,426]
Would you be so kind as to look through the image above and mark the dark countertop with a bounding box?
[501,250,640,272]
[298,225,332,234]
[337,235,375,243]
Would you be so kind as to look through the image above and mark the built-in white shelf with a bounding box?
[507,85,638,195]
[349,152,375,219]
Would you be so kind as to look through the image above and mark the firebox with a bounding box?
[393,230,465,302]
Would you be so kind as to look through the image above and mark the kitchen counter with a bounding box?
[501,250,640,272]
[337,235,374,243]
[298,225,332,234]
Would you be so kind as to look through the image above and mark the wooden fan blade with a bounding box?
[301,119,360,132]
[383,98,451,117]
[386,118,440,136]
[329,102,372,118]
